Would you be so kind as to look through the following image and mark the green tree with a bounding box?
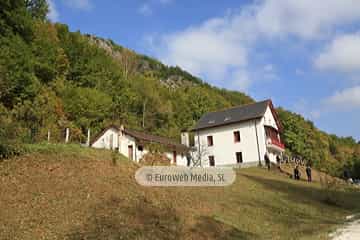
[25,0,48,21]
[0,35,39,108]
[62,86,112,132]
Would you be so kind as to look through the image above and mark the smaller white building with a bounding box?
[190,99,285,167]
[91,125,189,165]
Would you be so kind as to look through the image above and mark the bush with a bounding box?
[139,153,171,166]
[0,143,23,160]
[0,104,23,160]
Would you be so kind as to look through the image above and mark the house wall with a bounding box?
[193,106,283,167]
[255,117,267,164]
[263,106,279,130]
[91,128,119,150]
[164,151,188,166]
[92,129,187,165]
[194,120,264,167]
[119,133,137,161]
[263,106,283,163]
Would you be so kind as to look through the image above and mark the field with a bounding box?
[1,144,359,240]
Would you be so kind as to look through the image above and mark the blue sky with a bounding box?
[48,0,360,140]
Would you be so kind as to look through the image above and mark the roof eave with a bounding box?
[191,116,263,132]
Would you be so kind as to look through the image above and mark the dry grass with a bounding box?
[279,163,343,183]
[0,144,359,240]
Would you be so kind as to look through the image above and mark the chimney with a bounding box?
[181,131,189,147]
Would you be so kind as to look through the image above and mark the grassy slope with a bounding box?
[0,144,359,240]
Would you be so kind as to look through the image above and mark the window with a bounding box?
[207,136,213,146]
[236,152,243,163]
[233,131,240,142]
[209,156,215,166]
[138,145,143,151]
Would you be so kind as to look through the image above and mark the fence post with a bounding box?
[86,128,91,147]
[65,128,69,143]
[47,130,50,142]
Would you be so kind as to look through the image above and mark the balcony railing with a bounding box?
[266,137,285,149]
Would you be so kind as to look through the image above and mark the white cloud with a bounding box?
[315,33,360,73]
[62,0,92,11]
[157,16,249,89]
[138,3,152,16]
[230,69,252,91]
[326,86,360,109]
[162,17,248,74]
[254,0,360,39]
[150,0,360,89]
[47,0,59,22]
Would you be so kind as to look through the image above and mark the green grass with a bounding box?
[23,142,91,155]
[0,143,359,240]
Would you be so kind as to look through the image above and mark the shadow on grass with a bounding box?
[243,174,360,211]
[235,174,360,238]
[189,216,259,240]
[65,195,258,240]
[65,195,183,240]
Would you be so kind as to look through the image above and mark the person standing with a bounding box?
[276,155,281,165]
[264,153,271,171]
[343,169,350,180]
[306,165,312,182]
[294,165,300,180]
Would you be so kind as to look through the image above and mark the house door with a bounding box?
[173,151,177,164]
[128,145,133,161]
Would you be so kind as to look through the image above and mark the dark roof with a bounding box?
[123,129,188,152]
[91,125,188,152]
[192,99,282,131]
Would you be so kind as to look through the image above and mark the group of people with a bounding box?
[264,152,312,182]
[293,165,312,182]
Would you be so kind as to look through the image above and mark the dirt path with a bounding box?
[330,216,360,240]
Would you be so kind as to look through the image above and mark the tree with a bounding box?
[12,87,64,142]
[114,48,138,80]
[62,86,112,132]
[189,136,210,167]
[25,0,48,21]
[0,104,22,159]
[0,0,33,40]
[0,35,39,108]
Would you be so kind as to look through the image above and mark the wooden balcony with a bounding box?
[265,126,285,151]
[266,137,285,150]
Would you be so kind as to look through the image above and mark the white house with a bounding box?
[91,125,189,165]
[189,99,285,167]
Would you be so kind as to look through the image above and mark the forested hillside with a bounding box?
[0,0,359,177]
